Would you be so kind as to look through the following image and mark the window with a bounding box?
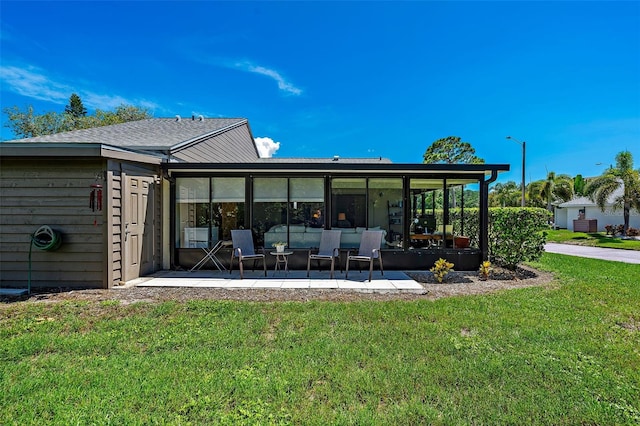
[368,178,403,244]
[409,178,477,248]
[331,178,366,228]
[253,177,325,248]
[290,177,324,227]
[252,177,287,247]
[175,177,245,248]
[211,177,245,242]
[176,177,210,248]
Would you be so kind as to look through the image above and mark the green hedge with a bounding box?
[432,207,552,269]
[488,207,551,269]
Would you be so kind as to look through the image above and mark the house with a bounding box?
[0,117,509,290]
[554,187,640,232]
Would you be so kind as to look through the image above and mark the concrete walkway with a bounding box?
[544,243,640,264]
[128,269,427,293]
[123,244,638,292]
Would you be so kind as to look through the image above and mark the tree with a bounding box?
[64,93,87,117]
[94,105,151,125]
[3,97,152,139]
[540,172,573,211]
[423,136,485,208]
[526,180,546,208]
[584,151,640,236]
[489,181,521,207]
[423,136,485,165]
[2,105,69,138]
[573,174,586,196]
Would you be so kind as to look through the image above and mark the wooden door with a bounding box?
[123,175,156,280]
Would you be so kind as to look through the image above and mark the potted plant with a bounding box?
[272,241,287,253]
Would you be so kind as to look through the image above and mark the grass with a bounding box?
[547,229,640,250]
[1,254,639,425]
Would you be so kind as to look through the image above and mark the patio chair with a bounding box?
[229,229,266,279]
[306,229,342,278]
[345,230,384,282]
[434,224,454,247]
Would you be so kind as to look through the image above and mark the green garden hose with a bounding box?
[28,226,62,294]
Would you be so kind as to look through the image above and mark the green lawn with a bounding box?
[1,254,639,425]
[547,229,640,250]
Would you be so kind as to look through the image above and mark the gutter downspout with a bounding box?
[480,170,499,261]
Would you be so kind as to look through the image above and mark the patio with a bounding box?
[124,269,426,293]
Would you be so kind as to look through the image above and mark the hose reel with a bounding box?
[31,225,63,251]
[28,225,63,294]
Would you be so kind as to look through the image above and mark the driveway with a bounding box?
[544,243,640,264]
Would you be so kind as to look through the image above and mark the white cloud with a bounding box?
[254,136,281,158]
[233,61,302,96]
[0,64,159,111]
[0,65,70,104]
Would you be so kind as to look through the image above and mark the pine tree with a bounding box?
[64,93,87,117]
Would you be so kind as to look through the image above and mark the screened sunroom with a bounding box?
[166,161,508,271]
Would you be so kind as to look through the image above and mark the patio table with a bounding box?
[270,251,293,275]
[190,240,232,272]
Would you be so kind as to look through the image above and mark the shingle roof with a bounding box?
[9,117,247,150]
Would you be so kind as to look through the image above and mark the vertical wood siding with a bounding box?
[110,169,123,287]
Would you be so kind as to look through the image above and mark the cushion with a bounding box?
[340,228,357,234]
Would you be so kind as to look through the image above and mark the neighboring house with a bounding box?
[1,117,509,290]
[554,187,640,231]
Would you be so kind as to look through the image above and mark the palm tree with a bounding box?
[585,151,640,236]
[541,172,574,211]
[490,181,521,207]
[526,180,546,208]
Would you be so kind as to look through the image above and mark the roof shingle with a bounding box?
[10,117,247,150]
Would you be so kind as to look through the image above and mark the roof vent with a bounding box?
[175,115,181,122]
[192,115,195,121]
[199,115,204,121]
[333,155,340,161]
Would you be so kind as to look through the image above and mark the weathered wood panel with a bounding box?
[1,157,162,289]
[0,159,108,289]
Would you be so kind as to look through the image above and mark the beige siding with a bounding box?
[0,159,108,289]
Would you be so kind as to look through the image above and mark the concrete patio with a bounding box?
[125,269,426,293]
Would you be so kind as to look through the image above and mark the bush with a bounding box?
[488,207,552,270]
[627,227,639,237]
[605,224,625,236]
[430,258,454,283]
[423,207,551,269]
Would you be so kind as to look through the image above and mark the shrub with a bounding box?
[430,258,454,283]
[423,207,551,269]
[488,207,551,270]
[627,227,639,237]
[479,261,492,280]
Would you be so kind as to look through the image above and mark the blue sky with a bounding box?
[1,1,638,185]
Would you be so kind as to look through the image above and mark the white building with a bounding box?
[554,186,640,232]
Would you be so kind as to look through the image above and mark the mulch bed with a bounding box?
[1,265,553,305]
